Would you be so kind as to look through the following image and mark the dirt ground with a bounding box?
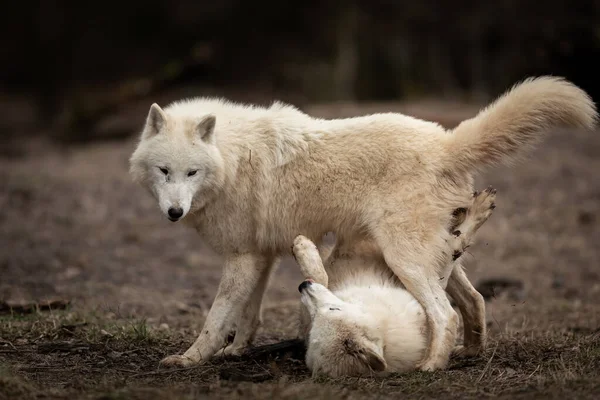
[1,101,599,399]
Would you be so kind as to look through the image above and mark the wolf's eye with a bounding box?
[159,167,169,175]
[187,170,198,177]
[329,307,341,311]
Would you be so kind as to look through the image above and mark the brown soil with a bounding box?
[1,102,599,399]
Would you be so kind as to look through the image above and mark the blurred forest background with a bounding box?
[1,0,599,147]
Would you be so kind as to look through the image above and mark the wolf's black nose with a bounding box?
[298,279,314,292]
[168,207,183,220]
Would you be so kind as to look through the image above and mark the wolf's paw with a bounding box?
[292,235,329,286]
[471,186,496,221]
[159,354,197,368]
[451,344,482,358]
[417,358,448,372]
[218,343,248,358]
[292,235,318,258]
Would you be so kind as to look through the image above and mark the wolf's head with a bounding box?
[129,103,225,222]
[298,279,387,377]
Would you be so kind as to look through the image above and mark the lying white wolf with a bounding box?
[129,76,596,370]
[292,187,496,377]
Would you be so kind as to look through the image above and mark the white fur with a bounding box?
[300,258,427,377]
[129,76,597,370]
[293,187,498,377]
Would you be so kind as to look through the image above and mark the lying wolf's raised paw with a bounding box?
[159,354,196,368]
[469,185,497,225]
[447,186,498,262]
[473,186,496,210]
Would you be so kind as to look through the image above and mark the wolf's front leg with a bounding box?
[292,235,329,286]
[220,256,280,357]
[160,253,272,367]
[292,235,332,340]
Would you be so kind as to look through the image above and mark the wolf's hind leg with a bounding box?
[447,266,487,356]
[446,186,497,356]
[447,186,497,260]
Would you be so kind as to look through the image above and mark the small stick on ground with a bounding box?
[476,342,499,383]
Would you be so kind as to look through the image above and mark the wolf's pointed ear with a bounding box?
[345,338,387,372]
[361,346,387,372]
[196,114,216,143]
[143,103,166,139]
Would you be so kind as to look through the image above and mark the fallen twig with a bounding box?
[0,338,17,350]
[476,343,499,383]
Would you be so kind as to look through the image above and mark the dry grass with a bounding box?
[1,309,599,399]
[1,101,599,399]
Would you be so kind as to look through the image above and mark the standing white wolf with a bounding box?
[129,77,596,371]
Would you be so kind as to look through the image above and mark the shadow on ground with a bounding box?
[1,101,599,399]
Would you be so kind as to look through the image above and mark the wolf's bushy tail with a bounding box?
[445,76,597,172]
